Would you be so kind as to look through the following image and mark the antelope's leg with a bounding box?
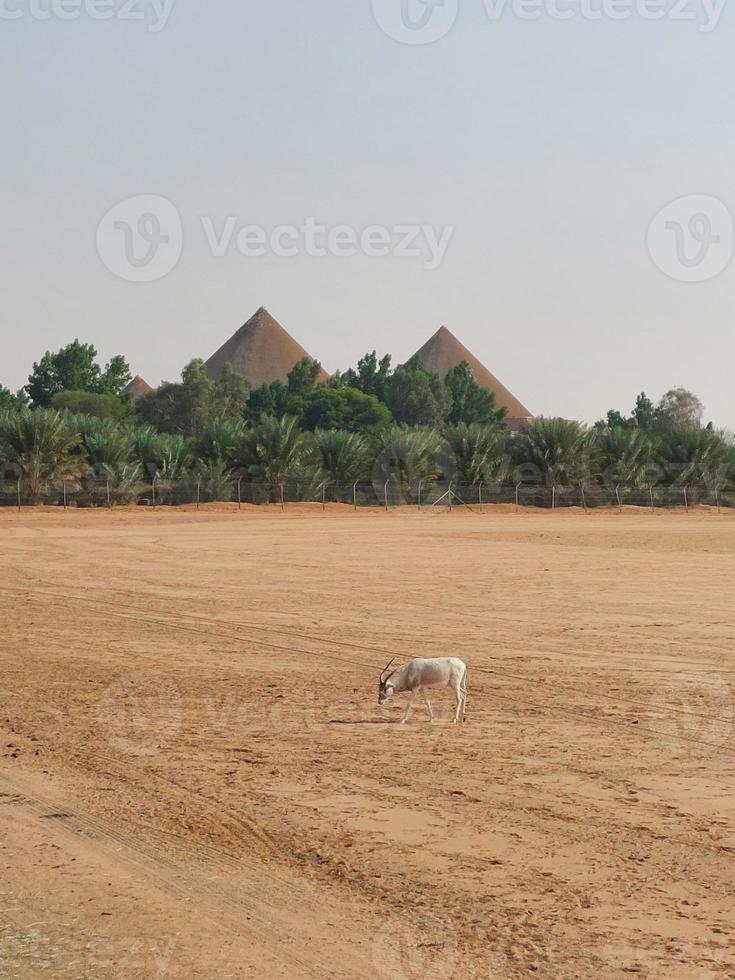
[452,680,462,724]
[401,690,417,724]
[420,689,434,723]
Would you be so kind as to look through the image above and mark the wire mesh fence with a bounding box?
[1,477,734,511]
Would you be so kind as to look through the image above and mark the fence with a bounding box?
[2,477,734,512]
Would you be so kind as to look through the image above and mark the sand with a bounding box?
[0,505,733,979]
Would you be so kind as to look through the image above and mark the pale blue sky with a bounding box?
[2,1,733,425]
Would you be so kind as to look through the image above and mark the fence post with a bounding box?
[715,487,721,514]
[649,485,654,513]
[17,478,21,511]
[478,482,483,513]
[581,485,587,513]
[322,484,326,512]
[384,479,390,511]
[196,478,201,511]
[417,480,423,511]
[515,481,522,511]
[280,483,285,512]
[152,475,157,507]
[237,478,242,511]
[106,479,111,509]
[615,484,622,513]
[448,481,453,512]
[353,481,358,511]
[683,485,689,513]
[551,485,556,510]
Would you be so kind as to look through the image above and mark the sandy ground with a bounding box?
[0,503,734,979]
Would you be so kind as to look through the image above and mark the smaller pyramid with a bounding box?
[122,376,153,400]
[412,327,533,430]
[205,307,328,388]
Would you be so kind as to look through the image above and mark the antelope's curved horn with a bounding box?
[379,658,395,681]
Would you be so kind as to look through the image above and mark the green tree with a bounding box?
[343,351,392,401]
[287,358,323,396]
[234,415,307,486]
[0,409,86,504]
[656,388,704,429]
[311,429,372,486]
[247,381,291,420]
[594,409,630,431]
[596,426,654,489]
[191,418,248,467]
[290,386,392,433]
[657,426,732,489]
[372,426,444,503]
[51,390,130,420]
[444,362,506,426]
[27,340,131,407]
[632,392,656,431]
[384,358,452,426]
[137,360,249,437]
[442,423,511,486]
[512,418,593,487]
[0,386,27,412]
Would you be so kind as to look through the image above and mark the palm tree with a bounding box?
[234,415,307,487]
[191,418,248,468]
[312,429,371,487]
[597,426,654,494]
[371,426,443,504]
[442,423,511,488]
[0,409,87,504]
[512,418,593,489]
[657,426,733,493]
[70,416,144,505]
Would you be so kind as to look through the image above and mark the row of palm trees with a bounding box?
[0,408,733,506]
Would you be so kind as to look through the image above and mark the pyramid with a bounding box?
[412,326,533,430]
[205,307,329,388]
[122,375,153,400]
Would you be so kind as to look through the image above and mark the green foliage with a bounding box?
[134,427,191,480]
[384,358,452,427]
[343,351,393,401]
[51,390,130,420]
[444,362,506,426]
[233,415,307,485]
[186,460,235,502]
[372,426,444,502]
[656,426,733,488]
[26,340,131,407]
[311,429,372,485]
[287,358,323,395]
[136,360,250,437]
[291,386,393,433]
[596,426,654,488]
[0,409,86,503]
[0,386,27,412]
[191,418,248,466]
[656,388,704,429]
[247,381,291,420]
[512,417,593,487]
[442,423,511,486]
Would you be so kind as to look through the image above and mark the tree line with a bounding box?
[0,340,733,506]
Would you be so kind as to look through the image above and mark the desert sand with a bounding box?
[1,505,733,979]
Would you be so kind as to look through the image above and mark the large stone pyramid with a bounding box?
[205,307,328,388]
[122,375,153,400]
[412,326,533,430]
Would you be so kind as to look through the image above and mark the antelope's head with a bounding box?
[378,659,397,705]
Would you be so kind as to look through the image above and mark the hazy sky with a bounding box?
[2,1,734,426]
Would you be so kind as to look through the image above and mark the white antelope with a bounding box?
[378,657,467,725]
